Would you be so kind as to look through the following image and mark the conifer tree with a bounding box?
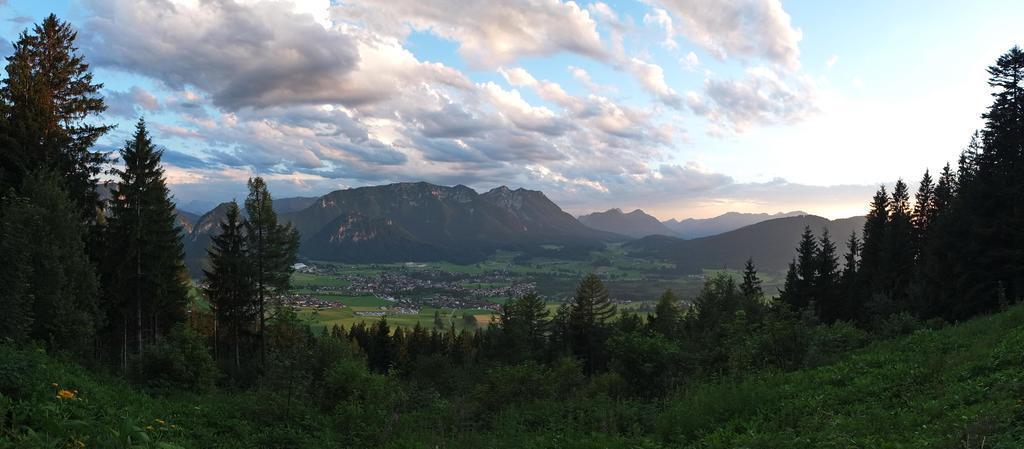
[567,274,616,374]
[814,229,841,322]
[204,201,252,370]
[245,176,300,368]
[781,226,818,311]
[838,231,861,321]
[0,14,111,219]
[0,171,99,356]
[740,259,763,303]
[859,186,890,296]
[102,119,189,359]
[911,170,935,241]
[885,179,916,306]
[649,289,680,338]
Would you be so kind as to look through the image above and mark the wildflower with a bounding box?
[155,418,166,425]
[51,383,59,388]
[57,389,76,400]
[145,425,155,432]
[170,424,178,429]
[72,438,86,448]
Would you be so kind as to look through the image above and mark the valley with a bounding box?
[283,244,787,331]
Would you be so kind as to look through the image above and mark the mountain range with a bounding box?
[577,208,674,239]
[624,214,866,274]
[177,182,620,274]
[662,210,809,239]
[171,182,864,277]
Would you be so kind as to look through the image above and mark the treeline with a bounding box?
[0,14,298,383]
[777,46,1024,328]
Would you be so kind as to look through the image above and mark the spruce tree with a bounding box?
[859,186,889,296]
[0,171,99,356]
[567,273,616,374]
[911,170,935,241]
[204,201,253,370]
[649,289,680,338]
[838,231,861,321]
[740,259,763,302]
[102,119,189,359]
[885,179,916,307]
[781,226,818,311]
[814,229,841,322]
[245,176,300,368]
[0,14,111,219]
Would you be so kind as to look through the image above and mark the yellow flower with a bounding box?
[170,424,178,429]
[72,438,86,448]
[155,419,166,425]
[145,425,155,431]
[51,383,59,388]
[57,389,76,400]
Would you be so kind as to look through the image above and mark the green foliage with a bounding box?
[607,331,681,397]
[132,325,216,392]
[0,171,98,356]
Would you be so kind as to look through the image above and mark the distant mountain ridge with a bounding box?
[578,208,673,238]
[179,182,621,273]
[663,210,808,239]
[627,214,866,274]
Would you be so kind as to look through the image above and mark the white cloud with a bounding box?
[697,67,818,132]
[827,54,839,70]
[333,0,609,69]
[653,0,803,70]
[682,51,700,71]
[643,8,677,49]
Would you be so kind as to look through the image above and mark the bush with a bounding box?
[803,321,869,367]
[872,311,921,339]
[607,331,682,397]
[133,324,216,391]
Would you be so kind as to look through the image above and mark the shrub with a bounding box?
[133,325,216,391]
[803,321,870,367]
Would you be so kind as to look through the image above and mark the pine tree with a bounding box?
[859,186,889,296]
[740,259,763,302]
[0,14,111,219]
[0,171,99,356]
[649,289,680,338]
[911,170,935,242]
[838,231,861,321]
[245,176,300,368]
[781,226,818,311]
[567,274,616,374]
[204,201,253,370]
[513,292,550,351]
[814,229,841,323]
[885,179,916,308]
[102,119,189,361]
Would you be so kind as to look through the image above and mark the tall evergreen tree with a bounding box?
[102,119,189,361]
[0,14,111,219]
[245,176,300,368]
[814,229,841,323]
[837,231,861,321]
[859,186,889,296]
[740,259,763,303]
[204,201,253,370]
[0,171,99,356]
[911,170,935,242]
[649,289,680,338]
[781,226,817,311]
[567,274,616,374]
[885,179,916,307]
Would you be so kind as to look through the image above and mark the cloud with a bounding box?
[104,86,161,119]
[334,0,609,69]
[627,58,684,109]
[695,67,818,132]
[83,0,360,110]
[653,0,802,70]
[826,54,839,70]
[643,8,677,49]
[682,51,700,71]
[161,150,209,169]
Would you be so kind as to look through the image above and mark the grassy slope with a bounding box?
[4,305,1024,448]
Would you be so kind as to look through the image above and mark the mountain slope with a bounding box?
[663,210,807,239]
[578,208,672,238]
[283,182,620,264]
[627,214,865,273]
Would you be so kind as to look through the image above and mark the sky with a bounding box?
[0,0,1020,219]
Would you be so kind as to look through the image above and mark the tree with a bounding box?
[102,119,189,360]
[504,292,550,353]
[911,170,935,242]
[885,179,916,307]
[814,229,841,323]
[204,201,253,370]
[837,231,861,321]
[740,259,764,303]
[859,186,889,296]
[567,274,616,374]
[245,176,300,368]
[0,14,111,219]
[781,226,817,311]
[0,171,98,356]
[648,289,680,338]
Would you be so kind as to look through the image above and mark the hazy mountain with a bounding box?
[626,214,866,274]
[662,210,809,239]
[175,209,199,235]
[182,202,236,276]
[578,208,672,239]
[178,199,219,216]
[272,196,318,214]
[283,182,620,264]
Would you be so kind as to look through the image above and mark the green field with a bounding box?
[297,306,495,332]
